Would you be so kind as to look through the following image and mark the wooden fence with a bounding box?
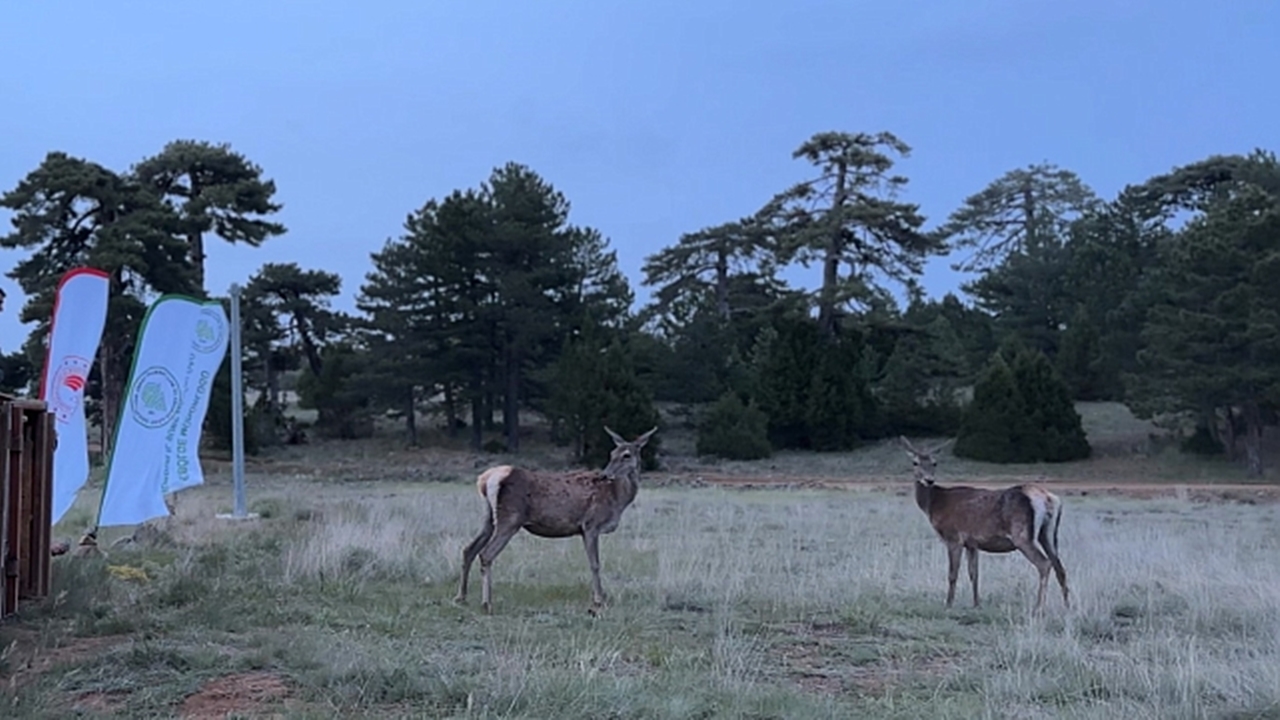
[0,396,55,619]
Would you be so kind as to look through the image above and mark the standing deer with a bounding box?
[900,436,1070,611]
[454,426,658,614]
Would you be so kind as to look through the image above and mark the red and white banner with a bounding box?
[40,267,110,524]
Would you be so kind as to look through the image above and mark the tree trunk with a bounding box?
[443,383,458,439]
[98,352,114,460]
[818,163,849,337]
[1022,181,1037,252]
[293,315,324,376]
[190,230,206,295]
[1242,402,1263,477]
[469,374,484,452]
[405,385,418,446]
[1219,406,1237,461]
[189,175,206,294]
[99,343,127,461]
[715,248,730,322]
[504,344,521,452]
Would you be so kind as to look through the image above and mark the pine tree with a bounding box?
[696,391,772,460]
[1056,304,1107,401]
[955,348,1091,463]
[546,332,662,470]
[1012,349,1091,462]
[954,354,1025,463]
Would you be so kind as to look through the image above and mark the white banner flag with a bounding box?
[163,301,229,494]
[41,267,110,524]
[98,295,227,527]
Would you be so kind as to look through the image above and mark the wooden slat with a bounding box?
[1,400,55,619]
[31,411,54,599]
[2,405,18,617]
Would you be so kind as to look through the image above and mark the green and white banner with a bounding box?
[97,295,230,527]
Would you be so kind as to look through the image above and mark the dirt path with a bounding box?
[653,473,1280,503]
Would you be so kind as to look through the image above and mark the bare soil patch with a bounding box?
[1,630,134,692]
[179,671,292,719]
[774,621,957,698]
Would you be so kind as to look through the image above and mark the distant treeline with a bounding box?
[2,135,1276,474]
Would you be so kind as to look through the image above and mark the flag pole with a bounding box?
[218,283,255,521]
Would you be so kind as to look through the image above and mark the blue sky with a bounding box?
[2,1,1276,349]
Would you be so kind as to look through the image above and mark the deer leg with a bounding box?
[966,546,980,608]
[1015,542,1052,612]
[478,517,524,615]
[1040,519,1070,608]
[454,513,495,604]
[945,543,962,608]
[582,530,607,614]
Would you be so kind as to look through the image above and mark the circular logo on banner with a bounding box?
[193,306,227,354]
[49,355,92,423]
[129,366,182,429]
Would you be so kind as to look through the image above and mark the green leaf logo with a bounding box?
[128,366,181,429]
[140,381,167,412]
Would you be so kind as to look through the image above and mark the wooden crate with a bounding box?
[1,396,55,619]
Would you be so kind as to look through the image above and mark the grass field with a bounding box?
[3,403,1279,718]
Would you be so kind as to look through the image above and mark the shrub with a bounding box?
[955,347,1090,463]
[696,392,772,460]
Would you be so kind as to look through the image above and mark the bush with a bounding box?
[696,392,772,460]
[1181,425,1224,455]
[953,354,1025,463]
[954,347,1091,463]
[545,332,663,470]
[755,319,878,451]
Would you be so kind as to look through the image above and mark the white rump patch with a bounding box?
[478,465,514,522]
[1025,487,1059,555]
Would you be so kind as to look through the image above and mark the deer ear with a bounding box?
[931,438,955,454]
[604,426,626,446]
[898,435,919,454]
[635,426,658,447]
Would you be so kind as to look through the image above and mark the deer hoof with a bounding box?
[482,602,493,615]
[588,602,607,617]
[452,594,466,605]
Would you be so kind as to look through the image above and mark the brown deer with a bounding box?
[899,436,1069,611]
[454,426,658,614]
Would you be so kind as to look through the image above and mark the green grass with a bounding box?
[7,473,1280,718]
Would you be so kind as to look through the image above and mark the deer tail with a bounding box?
[1025,489,1049,556]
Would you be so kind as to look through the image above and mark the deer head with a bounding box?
[899,436,953,486]
[602,426,658,480]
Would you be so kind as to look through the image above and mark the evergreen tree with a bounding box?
[756,131,943,336]
[696,391,771,460]
[755,320,820,448]
[755,319,878,450]
[545,331,661,469]
[0,151,196,455]
[943,162,1098,272]
[955,348,1090,463]
[1126,150,1280,475]
[1056,304,1107,401]
[953,354,1025,463]
[1011,349,1091,462]
[134,140,286,292]
[877,314,965,436]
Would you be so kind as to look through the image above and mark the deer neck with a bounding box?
[914,479,938,514]
[613,471,640,507]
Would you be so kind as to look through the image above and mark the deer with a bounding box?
[454,426,658,615]
[899,436,1070,612]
